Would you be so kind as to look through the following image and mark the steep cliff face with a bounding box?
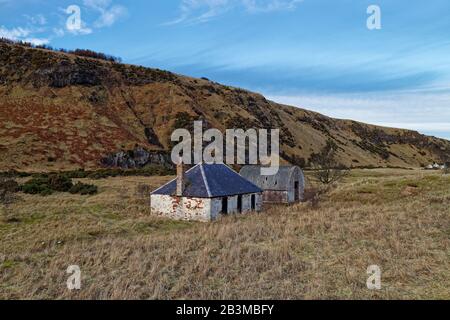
[0,41,449,171]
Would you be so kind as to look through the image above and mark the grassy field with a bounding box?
[0,169,449,299]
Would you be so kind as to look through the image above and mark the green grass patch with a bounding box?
[1,260,17,269]
[133,219,193,234]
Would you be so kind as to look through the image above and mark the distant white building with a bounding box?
[425,162,448,170]
[150,163,263,222]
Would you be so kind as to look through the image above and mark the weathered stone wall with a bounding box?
[241,193,263,212]
[150,194,212,222]
[263,190,289,203]
[210,198,223,220]
[264,189,304,203]
[254,193,263,211]
[151,192,263,221]
[227,195,238,214]
[287,188,298,203]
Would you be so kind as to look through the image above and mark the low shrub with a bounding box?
[69,182,98,195]
[0,170,31,178]
[21,174,97,196]
[48,174,73,192]
[21,181,53,196]
[2,165,174,180]
[0,178,20,193]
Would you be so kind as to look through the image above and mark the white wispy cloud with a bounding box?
[83,0,127,28]
[0,26,30,39]
[268,91,450,139]
[66,25,93,36]
[23,14,47,26]
[166,0,302,25]
[0,25,50,45]
[52,27,65,38]
[0,10,52,45]
[1,1,127,45]
[243,0,302,13]
[23,37,50,46]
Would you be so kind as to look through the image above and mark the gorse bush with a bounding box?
[69,182,98,195]
[42,166,174,180]
[48,174,73,192]
[0,170,31,178]
[21,181,53,196]
[3,166,175,181]
[21,174,98,196]
[21,176,54,196]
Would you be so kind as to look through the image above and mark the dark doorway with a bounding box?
[222,197,228,214]
[237,195,242,213]
[294,181,300,202]
[251,194,256,211]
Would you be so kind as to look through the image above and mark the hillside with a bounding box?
[0,40,449,172]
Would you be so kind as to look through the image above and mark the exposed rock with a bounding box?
[101,147,173,169]
[144,128,163,147]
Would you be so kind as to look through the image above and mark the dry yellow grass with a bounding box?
[0,169,449,299]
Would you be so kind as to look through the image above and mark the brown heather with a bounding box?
[0,169,449,299]
[1,40,450,172]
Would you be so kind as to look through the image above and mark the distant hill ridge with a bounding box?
[0,39,449,171]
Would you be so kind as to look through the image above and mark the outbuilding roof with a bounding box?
[239,165,304,191]
[151,163,262,198]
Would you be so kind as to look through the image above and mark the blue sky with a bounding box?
[1,0,450,139]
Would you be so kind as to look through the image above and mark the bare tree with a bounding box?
[310,140,349,185]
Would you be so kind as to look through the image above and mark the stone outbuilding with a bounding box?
[151,163,263,222]
[239,165,305,204]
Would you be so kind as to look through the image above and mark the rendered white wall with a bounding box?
[151,193,263,222]
[150,194,211,222]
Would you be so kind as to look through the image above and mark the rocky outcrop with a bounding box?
[101,147,173,169]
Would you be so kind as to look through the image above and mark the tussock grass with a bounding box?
[0,170,449,299]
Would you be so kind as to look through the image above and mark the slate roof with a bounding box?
[239,165,304,191]
[151,163,263,198]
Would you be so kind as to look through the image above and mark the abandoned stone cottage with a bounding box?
[150,163,263,222]
[239,165,305,204]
